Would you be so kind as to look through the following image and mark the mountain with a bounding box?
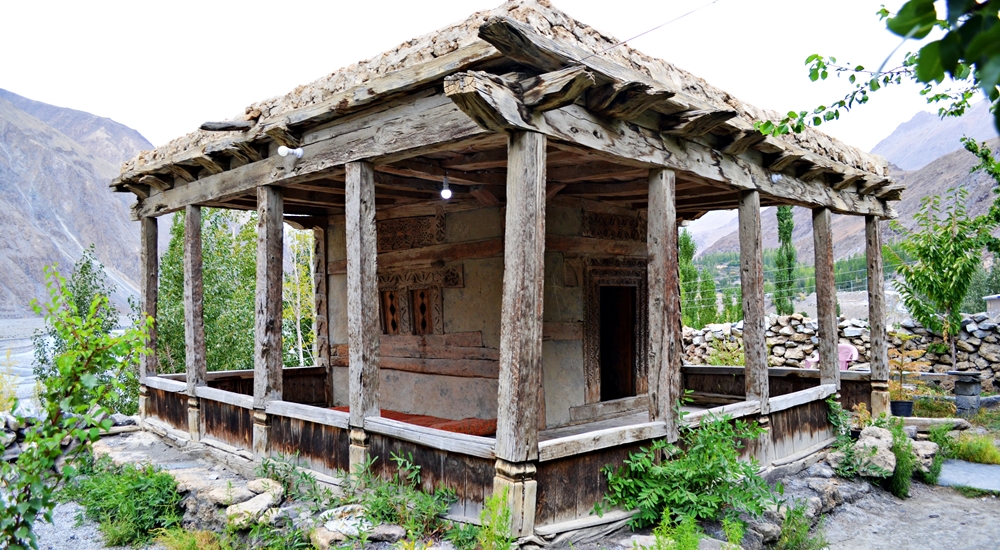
[871,100,999,171]
[699,103,999,261]
[0,89,152,317]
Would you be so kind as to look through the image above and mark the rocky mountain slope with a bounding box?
[700,103,1000,260]
[0,89,151,317]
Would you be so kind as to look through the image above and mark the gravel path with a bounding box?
[33,501,164,550]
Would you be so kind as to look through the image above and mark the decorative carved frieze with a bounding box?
[377,266,464,290]
[376,210,446,252]
[581,211,646,242]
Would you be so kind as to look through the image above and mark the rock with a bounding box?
[807,479,843,513]
[207,485,255,506]
[978,320,997,331]
[0,430,14,448]
[956,340,977,353]
[784,348,806,360]
[974,313,989,323]
[779,326,796,337]
[2,412,22,432]
[247,478,284,497]
[110,413,137,426]
[2,442,21,461]
[856,426,896,473]
[826,451,845,471]
[772,346,786,357]
[980,343,1000,362]
[837,480,871,503]
[912,440,939,474]
[805,463,834,478]
[319,504,371,538]
[311,526,347,550]
[843,327,863,338]
[226,491,279,528]
[746,519,781,543]
[260,507,282,525]
[777,315,790,327]
[903,426,917,439]
[769,356,786,367]
[369,524,406,542]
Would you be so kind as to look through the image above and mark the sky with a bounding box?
[0,0,952,151]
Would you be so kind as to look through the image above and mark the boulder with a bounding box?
[843,327,863,338]
[911,440,939,474]
[772,346,786,357]
[979,343,1000,363]
[779,326,796,337]
[0,430,14,448]
[110,413,137,426]
[226,491,280,528]
[956,340,977,353]
[2,442,21,461]
[978,321,997,331]
[207,485,255,506]
[247,478,284,497]
[311,526,347,550]
[856,426,896,473]
[805,463,835,478]
[369,524,406,542]
[319,504,371,538]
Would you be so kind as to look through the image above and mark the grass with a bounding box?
[912,397,957,418]
[952,486,1000,498]
[477,487,512,550]
[971,408,1000,432]
[63,454,183,546]
[155,528,224,550]
[951,434,1000,465]
[775,500,827,550]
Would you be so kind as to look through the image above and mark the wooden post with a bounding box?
[647,168,681,442]
[313,222,331,406]
[346,161,380,472]
[253,186,284,458]
[866,215,890,415]
[738,191,769,414]
[494,130,546,538]
[813,207,840,390]
[183,206,207,441]
[138,216,158,420]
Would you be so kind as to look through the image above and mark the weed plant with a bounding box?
[720,516,744,550]
[885,418,916,498]
[597,411,775,527]
[256,453,338,513]
[443,521,481,550]
[971,408,1000,432]
[154,528,223,550]
[64,454,183,546]
[912,397,957,418]
[826,398,891,478]
[351,452,455,539]
[477,487,512,550]
[953,485,1000,498]
[776,500,826,550]
[642,508,701,550]
[952,434,1000,464]
[0,349,16,412]
[705,339,745,366]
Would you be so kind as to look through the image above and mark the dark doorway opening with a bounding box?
[599,285,637,401]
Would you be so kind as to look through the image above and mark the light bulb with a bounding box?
[440,188,452,199]
[277,146,304,159]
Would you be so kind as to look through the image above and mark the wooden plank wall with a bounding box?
[146,387,188,432]
[840,379,872,412]
[768,398,835,462]
[205,368,328,405]
[201,399,253,450]
[367,433,494,520]
[269,416,351,477]
[533,441,646,527]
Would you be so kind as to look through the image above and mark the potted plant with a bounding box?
[887,334,930,417]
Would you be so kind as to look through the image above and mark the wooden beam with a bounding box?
[135,93,488,218]
[662,109,738,137]
[139,174,171,192]
[443,71,894,218]
[545,183,566,200]
[254,186,284,409]
[470,185,502,207]
[442,148,509,171]
[165,164,197,183]
[812,207,839,389]
[345,161,380,428]
[586,81,674,120]
[381,159,507,186]
[866,216,890,416]
[184,205,207,395]
[519,66,595,111]
[191,153,225,175]
[562,179,649,197]
[739,190,769,414]
[858,177,891,195]
[647,168,681,441]
[548,161,646,184]
[200,120,252,132]
[496,131,546,463]
[768,152,804,172]
[139,217,158,382]
[124,183,150,199]
[264,126,301,148]
[722,130,767,156]
[313,224,330,406]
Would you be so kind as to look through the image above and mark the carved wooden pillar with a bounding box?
[138,216,158,420]
[813,207,840,390]
[494,130,546,538]
[183,206,207,441]
[647,168,681,442]
[253,186,284,458]
[739,190,771,464]
[313,222,331,406]
[346,161,380,473]
[866,215,890,415]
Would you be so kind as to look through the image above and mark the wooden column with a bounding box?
[253,186,284,457]
[738,190,769,414]
[138,216,158,420]
[647,168,681,442]
[494,130,546,538]
[313,223,331,406]
[866,215,890,415]
[183,206,207,441]
[346,161,380,472]
[813,207,840,390]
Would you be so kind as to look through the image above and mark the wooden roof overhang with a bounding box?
[111,16,901,225]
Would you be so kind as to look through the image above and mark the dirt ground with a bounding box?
[822,481,1000,549]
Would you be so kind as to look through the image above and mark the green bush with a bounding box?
[478,487,512,550]
[885,419,916,498]
[597,413,775,527]
[352,452,455,539]
[776,500,826,550]
[826,398,891,478]
[642,508,701,550]
[952,434,1000,465]
[64,455,183,546]
[444,521,481,550]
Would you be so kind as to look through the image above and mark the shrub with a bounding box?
[64,455,183,546]
[885,418,916,498]
[352,452,455,539]
[776,500,826,550]
[706,338,745,366]
[0,349,16,412]
[913,397,957,418]
[826,398,891,478]
[154,528,223,550]
[597,413,775,527]
[444,521,481,550]
[952,434,1000,465]
[642,508,701,550]
[478,487,512,550]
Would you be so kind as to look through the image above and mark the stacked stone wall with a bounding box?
[683,312,1000,393]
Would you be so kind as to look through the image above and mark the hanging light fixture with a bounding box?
[440,172,452,199]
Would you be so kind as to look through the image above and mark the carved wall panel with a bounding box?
[376,265,462,336]
[583,258,648,404]
[581,211,646,242]
[376,210,446,252]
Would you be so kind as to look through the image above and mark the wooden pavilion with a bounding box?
[111,0,900,539]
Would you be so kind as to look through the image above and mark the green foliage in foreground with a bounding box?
[596,412,775,527]
[354,452,455,539]
[885,419,916,498]
[1,269,150,550]
[63,454,183,546]
[640,508,702,550]
[477,487,512,550]
[776,500,827,550]
[826,398,891,479]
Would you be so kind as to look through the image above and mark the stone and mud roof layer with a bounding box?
[111,0,899,205]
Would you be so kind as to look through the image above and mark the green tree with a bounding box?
[158,209,258,373]
[695,271,718,328]
[720,286,743,323]
[283,229,315,367]
[32,245,137,414]
[2,268,150,549]
[774,206,797,315]
[679,229,700,327]
[758,1,1000,136]
[961,262,1000,313]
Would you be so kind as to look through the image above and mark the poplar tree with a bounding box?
[774,206,796,315]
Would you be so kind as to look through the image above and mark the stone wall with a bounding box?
[683,312,1000,393]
